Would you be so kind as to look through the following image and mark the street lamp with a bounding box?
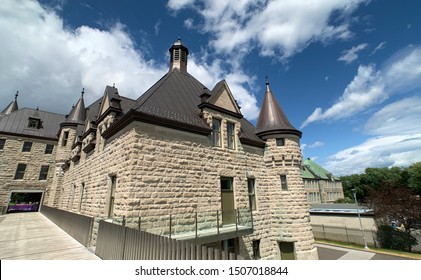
[352,188,369,249]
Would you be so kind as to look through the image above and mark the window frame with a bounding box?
[62,131,69,147]
[22,141,33,152]
[276,138,285,146]
[227,122,235,150]
[38,165,50,180]
[247,178,257,211]
[14,163,27,180]
[27,117,41,129]
[280,175,288,191]
[44,144,54,154]
[211,118,221,147]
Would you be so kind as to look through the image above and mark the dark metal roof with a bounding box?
[256,80,302,138]
[64,93,86,125]
[0,108,65,140]
[134,68,212,131]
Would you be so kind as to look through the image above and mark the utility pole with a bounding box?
[352,188,369,249]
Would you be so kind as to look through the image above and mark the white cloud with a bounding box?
[364,96,421,135]
[338,43,368,64]
[0,0,260,120]
[325,133,421,176]
[383,45,421,93]
[369,41,386,56]
[301,45,421,128]
[324,97,421,175]
[309,141,325,148]
[0,0,167,114]
[167,0,196,10]
[167,0,368,60]
[301,64,385,128]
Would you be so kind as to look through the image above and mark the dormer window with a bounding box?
[28,117,41,129]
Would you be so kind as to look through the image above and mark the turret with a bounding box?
[1,91,19,116]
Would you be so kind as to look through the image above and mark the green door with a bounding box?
[221,177,235,225]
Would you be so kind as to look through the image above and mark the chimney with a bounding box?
[169,38,189,72]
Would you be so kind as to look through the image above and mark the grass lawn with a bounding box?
[315,239,421,260]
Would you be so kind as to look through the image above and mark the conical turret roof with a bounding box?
[1,92,19,115]
[256,79,301,138]
[64,89,86,125]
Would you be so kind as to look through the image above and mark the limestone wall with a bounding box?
[49,116,317,259]
[0,134,56,206]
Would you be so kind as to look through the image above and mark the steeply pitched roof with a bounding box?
[302,158,340,181]
[0,108,65,140]
[256,80,301,138]
[65,94,86,125]
[133,68,213,132]
[1,93,19,115]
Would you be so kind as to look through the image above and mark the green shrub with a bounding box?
[376,225,417,252]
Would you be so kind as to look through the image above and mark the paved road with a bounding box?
[316,243,416,260]
[0,212,99,260]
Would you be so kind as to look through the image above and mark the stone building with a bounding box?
[0,92,65,213]
[0,39,318,260]
[302,158,344,204]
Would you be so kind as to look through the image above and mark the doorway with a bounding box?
[279,241,296,260]
[221,177,235,225]
[6,191,44,213]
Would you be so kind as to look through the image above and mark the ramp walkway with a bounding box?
[0,212,99,260]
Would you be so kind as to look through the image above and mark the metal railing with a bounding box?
[95,219,245,260]
[41,205,94,247]
[312,224,376,247]
[108,208,253,242]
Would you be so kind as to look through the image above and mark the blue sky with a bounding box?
[1,0,421,175]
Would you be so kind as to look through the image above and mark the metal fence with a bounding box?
[312,224,377,247]
[95,219,244,260]
[41,205,94,247]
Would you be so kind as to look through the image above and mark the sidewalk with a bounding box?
[0,212,99,260]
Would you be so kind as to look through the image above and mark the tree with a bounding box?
[408,162,421,195]
[367,182,421,252]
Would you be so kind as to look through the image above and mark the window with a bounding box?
[220,176,233,190]
[247,178,256,211]
[14,163,27,179]
[252,240,261,259]
[22,141,33,152]
[211,119,221,147]
[62,131,69,147]
[0,139,5,150]
[45,144,54,154]
[39,165,49,180]
[276,138,285,146]
[108,175,117,218]
[227,122,235,149]
[28,117,41,129]
[280,175,288,191]
[78,183,85,212]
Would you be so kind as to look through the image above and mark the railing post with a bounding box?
[169,214,172,239]
[138,216,141,231]
[195,212,198,242]
[235,209,238,234]
[216,210,220,238]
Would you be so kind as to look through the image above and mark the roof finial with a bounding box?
[15,91,19,99]
[265,75,269,85]
[81,88,85,97]
[113,83,115,88]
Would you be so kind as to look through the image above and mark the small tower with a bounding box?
[169,38,189,73]
[256,78,318,260]
[48,89,86,207]
[1,91,19,115]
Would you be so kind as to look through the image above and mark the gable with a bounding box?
[208,81,241,115]
[214,88,238,112]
